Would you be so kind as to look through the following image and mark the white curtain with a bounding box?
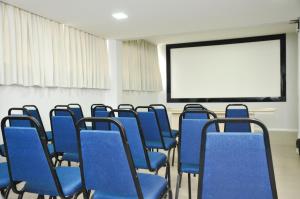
[0,2,110,89]
[122,40,162,91]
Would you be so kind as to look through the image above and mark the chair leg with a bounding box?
[37,195,45,199]
[167,162,173,199]
[4,186,11,199]
[68,161,71,167]
[166,162,172,190]
[172,147,176,166]
[175,173,182,199]
[188,174,192,199]
[1,189,5,197]
[17,192,24,199]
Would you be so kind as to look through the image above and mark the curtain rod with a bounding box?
[0,0,103,39]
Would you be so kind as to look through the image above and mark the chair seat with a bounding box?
[0,163,9,189]
[180,163,199,174]
[0,144,5,157]
[62,153,79,162]
[162,130,178,138]
[146,138,176,150]
[93,173,167,199]
[46,131,53,141]
[24,167,82,196]
[135,152,167,170]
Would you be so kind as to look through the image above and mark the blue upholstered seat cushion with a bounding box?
[24,167,82,196]
[145,137,176,150]
[0,163,9,189]
[181,163,199,174]
[134,152,167,170]
[0,144,5,156]
[46,131,53,141]
[162,130,178,138]
[62,153,79,162]
[93,173,167,199]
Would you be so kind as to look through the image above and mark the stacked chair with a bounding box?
[135,106,177,163]
[198,118,277,199]
[176,110,219,199]
[76,117,172,199]
[1,116,82,199]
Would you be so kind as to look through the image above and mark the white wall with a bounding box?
[157,33,298,132]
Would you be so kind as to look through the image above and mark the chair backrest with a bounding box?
[184,104,207,111]
[50,109,78,154]
[90,104,105,115]
[8,108,32,127]
[183,110,210,119]
[118,104,134,110]
[110,110,150,169]
[68,103,84,121]
[224,104,251,132]
[117,104,135,117]
[135,106,165,148]
[179,111,218,172]
[1,116,65,197]
[92,105,113,130]
[76,118,143,198]
[150,104,172,136]
[53,105,69,116]
[198,118,277,199]
[23,105,43,126]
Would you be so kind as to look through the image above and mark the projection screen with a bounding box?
[166,34,286,102]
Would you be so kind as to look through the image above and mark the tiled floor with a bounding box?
[1,131,300,199]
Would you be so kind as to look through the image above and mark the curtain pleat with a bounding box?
[0,2,110,89]
[122,40,162,91]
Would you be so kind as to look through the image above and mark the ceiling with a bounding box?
[3,0,300,41]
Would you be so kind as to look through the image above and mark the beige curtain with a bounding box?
[0,2,110,89]
[122,40,162,91]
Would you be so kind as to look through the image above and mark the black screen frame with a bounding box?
[166,34,286,103]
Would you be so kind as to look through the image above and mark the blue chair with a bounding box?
[76,117,171,199]
[8,108,55,158]
[135,106,177,162]
[224,104,251,132]
[110,109,172,186]
[150,104,178,166]
[0,162,10,198]
[50,109,79,165]
[91,105,113,130]
[184,104,207,111]
[175,110,218,199]
[118,104,135,117]
[198,118,277,199]
[1,116,82,199]
[150,104,178,138]
[68,103,88,129]
[23,105,53,141]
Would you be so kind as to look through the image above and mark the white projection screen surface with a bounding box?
[166,34,286,102]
